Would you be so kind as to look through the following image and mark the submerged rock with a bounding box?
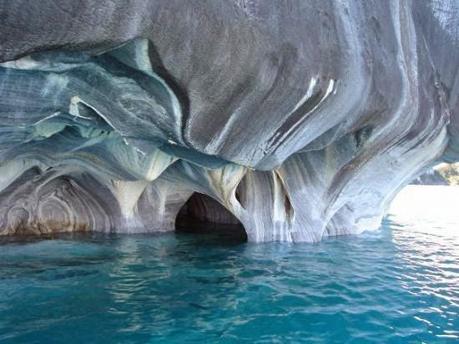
[0,0,457,241]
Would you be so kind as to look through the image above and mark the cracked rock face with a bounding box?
[0,0,457,242]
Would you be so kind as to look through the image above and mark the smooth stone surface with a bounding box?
[0,1,457,241]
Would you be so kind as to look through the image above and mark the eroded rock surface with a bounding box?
[0,0,457,241]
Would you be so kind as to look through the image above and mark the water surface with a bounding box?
[0,186,458,343]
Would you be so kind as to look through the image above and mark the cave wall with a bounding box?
[0,0,457,241]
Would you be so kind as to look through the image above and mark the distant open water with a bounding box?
[0,185,457,343]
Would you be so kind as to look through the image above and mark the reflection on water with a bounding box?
[389,185,459,236]
[0,186,457,343]
[385,185,459,341]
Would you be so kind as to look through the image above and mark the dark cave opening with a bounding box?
[175,193,247,242]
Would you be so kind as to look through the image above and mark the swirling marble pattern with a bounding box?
[0,0,457,241]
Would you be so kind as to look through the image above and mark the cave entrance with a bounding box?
[175,193,247,243]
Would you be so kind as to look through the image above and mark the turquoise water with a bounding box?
[0,218,457,343]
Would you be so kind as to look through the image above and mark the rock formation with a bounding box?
[0,0,457,241]
[413,162,459,185]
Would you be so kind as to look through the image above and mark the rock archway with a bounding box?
[175,193,247,242]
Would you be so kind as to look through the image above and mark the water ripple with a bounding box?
[0,187,458,342]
